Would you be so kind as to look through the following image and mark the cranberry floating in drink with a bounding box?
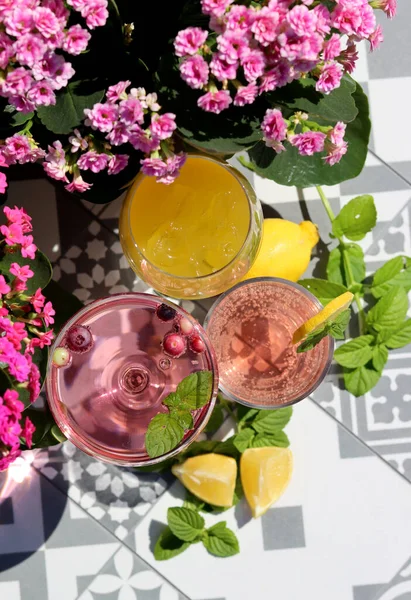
[46,293,218,466]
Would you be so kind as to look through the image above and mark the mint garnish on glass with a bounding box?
[145,370,213,458]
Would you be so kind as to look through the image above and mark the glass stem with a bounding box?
[316,186,366,335]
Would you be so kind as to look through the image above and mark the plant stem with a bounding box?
[316,186,367,335]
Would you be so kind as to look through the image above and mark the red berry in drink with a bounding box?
[156,303,176,322]
[189,335,205,354]
[176,316,194,337]
[163,333,186,358]
[66,325,93,354]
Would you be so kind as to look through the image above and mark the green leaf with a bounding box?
[32,345,48,390]
[329,309,351,339]
[251,431,290,448]
[169,408,193,430]
[332,195,377,241]
[385,319,411,349]
[334,335,374,368]
[176,371,213,410]
[145,413,184,458]
[236,406,259,423]
[371,256,411,298]
[37,81,105,135]
[154,526,191,561]
[183,492,205,512]
[252,407,292,434]
[344,365,382,397]
[43,279,83,334]
[233,428,255,452]
[327,244,366,288]
[298,278,348,305]
[0,248,52,295]
[367,287,409,332]
[167,507,205,542]
[204,403,224,434]
[248,82,371,187]
[180,437,239,460]
[203,523,240,558]
[50,424,67,443]
[297,326,330,353]
[372,345,389,372]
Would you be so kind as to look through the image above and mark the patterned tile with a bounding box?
[130,400,411,600]
[373,556,411,600]
[0,458,119,600]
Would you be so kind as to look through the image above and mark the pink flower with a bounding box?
[141,158,168,179]
[65,171,92,193]
[27,80,56,106]
[107,154,129,175]
[32,52,74,90]
[9,263,34,281]
[8,352,31,382]
[234,83,258,106]
[313,4,331,35]
[62,24,91,55]
[0,275,10,295]
[240,48,266,83]
[378,0,397,18]
[84,102,118,133]
[323,121,348,165]
[201,0,233,18]
[0,0,14,18]
[118,98,144,126]
[289,131,326,156]
[43,159,68,182]
[157,154,187,185]
[369,25,384,51]
[66,0,87,9]
[0,445,22,472]
[4,134,32,163]
[251,6,280,46]
[106,80,130,103]
[4,7,33,37]
[68,129,88,153]
[180,55,209,89]
[197,89,232,113]
[0,32,14,70]
[6,321,27,351]
[42,301,55,327]
[4,206,32,232]
[3,389,24,414]
[150,113,177,141]
[33,6,60,38]
[21,235,37,259]
[287,4,317,36]
[217,31,246,64]
[323,142,348,165]
[226,5,254,32]
[77,151,109,173]
[259,62,292,93]
[316,61,343,94]
[3,68,33,96]
[27,362,41,403]
[0,223,25,245]
[31,288,45,313]
[81,0,108,30]
[332,0,376,40]
[339,41,359,74]
[174,27,208,57]
[128,126,160,154]
[0,173,7,195]
[34,329,54,349]
[0,406,22,447]
[323,34,342,61]
[22,417,35,448]
[210,54,238,81]
[261,108,287,152]
[106,122,130,146]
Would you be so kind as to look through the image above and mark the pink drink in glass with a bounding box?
[204,278,333,409]
[46,294,218,466]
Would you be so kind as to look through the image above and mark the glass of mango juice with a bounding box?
[119,155,263,299]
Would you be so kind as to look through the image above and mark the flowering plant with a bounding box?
[0,0,395,203]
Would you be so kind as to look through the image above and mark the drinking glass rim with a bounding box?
[122,154,258,281]
[45,292,219,467]
[203,276,335,410]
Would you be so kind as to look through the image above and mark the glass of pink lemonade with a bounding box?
[204,278,334,409]
[46,293,218,466]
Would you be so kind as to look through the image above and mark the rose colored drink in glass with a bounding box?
[46,294,217,465]
[204,278,333,408]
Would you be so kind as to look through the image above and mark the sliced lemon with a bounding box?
[240,447,293,518]
[172,453,237,507]
[292,291,354,345]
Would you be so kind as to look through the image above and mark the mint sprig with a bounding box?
[297,309,351,354]
[145,370,213,458]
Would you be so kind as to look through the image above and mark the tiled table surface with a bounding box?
[2,4,411,597]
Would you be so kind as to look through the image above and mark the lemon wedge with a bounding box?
[292,291,354,345]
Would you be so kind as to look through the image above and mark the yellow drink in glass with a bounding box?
[120,155,262,299]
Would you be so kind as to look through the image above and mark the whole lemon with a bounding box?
[243,218,319,282]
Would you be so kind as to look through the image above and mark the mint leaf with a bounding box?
[233,428,255,452]
[332,195,377,241]
[252,407,292,434]
[297,326,330,353]
[298,278,348,305]
[183,493,205,512]
[334,335,374,368]
[251,430,290,448]
[203,523,240,557]
[367,286,408,332]
[371,256,411,298]
[176,371,213,410]
[204,403,224,434]
[237,406,259,423]
[181,437,239,459]
[154,526,191,561]
[372,345,388,372]
[145,414,184,458]
[169,408,193,430]
[385,319,411,349]
[329,309,351,339]
[163,392,183,409]
[343,365,382,397]
[167,507,205,542]
[327,244,365,287]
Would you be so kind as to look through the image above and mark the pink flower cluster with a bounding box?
[43,82,185,189]
[0,206,55,471]
[0,0,108,113]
